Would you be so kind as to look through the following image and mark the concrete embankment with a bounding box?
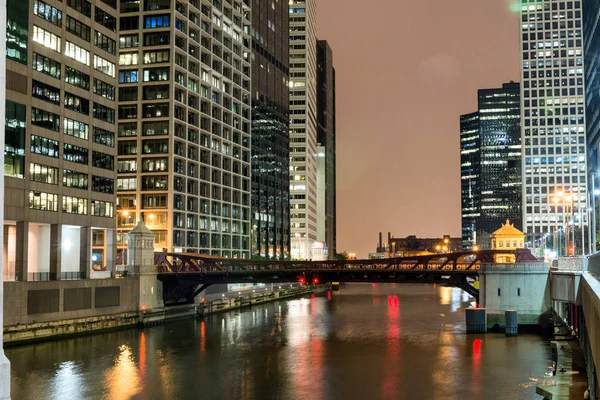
[535,319,589,399]
[4,284,323,346]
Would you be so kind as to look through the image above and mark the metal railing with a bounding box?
[60,271,83,280]
[27,272,57,281]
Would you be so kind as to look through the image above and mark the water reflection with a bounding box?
[7,284,551,400]
[103,345,141,400]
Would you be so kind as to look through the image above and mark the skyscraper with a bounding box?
[3,0,119,279]
[478,82,522,234]
[460,82,521,249]
[289,0,318,260]
[116,0,253,258]
[460,112,480,249]
[520,0,587,254]
[316,40,336,258]
[584,0,600,252]
[250,0,290,259]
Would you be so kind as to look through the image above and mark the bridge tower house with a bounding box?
[127,221,164,311]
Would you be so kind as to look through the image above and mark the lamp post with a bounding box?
[553,191,575,256]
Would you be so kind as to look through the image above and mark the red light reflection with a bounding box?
[382,295,401,399]
[139,332,146,378]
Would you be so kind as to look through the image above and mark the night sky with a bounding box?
[317,1,521,257]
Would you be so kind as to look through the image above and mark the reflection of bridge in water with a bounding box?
[155,249,539,305]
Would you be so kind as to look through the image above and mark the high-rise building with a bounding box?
[116,0,253,258]
[249,0,290,259]
[478,82,522,233]
[460,112,480,249]
[316,39,336,258]
[289,0,318,260]
[460,82,521,249]
[520,0,588,254]
[3,0,119,280]
[584,0,600,252]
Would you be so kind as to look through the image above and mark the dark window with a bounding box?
[67,0,91,16]
[32,80,60,105]
[118,104,138,119]
[95,7,117,32]
[92,151,114,170]
[66,16,91,41]
[93,127,115,147]
[119,86,138,101]
[143,84,169,100]
[93,78,115,101]
[142,103,168,118]
[118,122,137,137]
[92,175,114,194]
[5,101,27,178]
[93,103,115,124]
[144,0,169,11]
[118,140,137,155]
[63,169,88,189]
[64,117,89,140]
[30,135,59,158]
[7,0,29,65]
[63,143,89,164]
[142,121,168,136]
[31,108,60,131]
[33,0,62,27]
[142,139,168,153]
[120,0,139,12]
[120,16,139,31]
[32,53,61,79]
[64,92,90,114]
[144,15,169,29]
[94,31,116,55]
[143,32,169,46]
[65,66,90,90]
[100,0,116,10]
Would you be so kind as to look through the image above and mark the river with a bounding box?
[7,283,552,399]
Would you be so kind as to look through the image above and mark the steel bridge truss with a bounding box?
[155,249,540,305]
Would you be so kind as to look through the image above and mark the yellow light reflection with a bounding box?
[103,345,142,400]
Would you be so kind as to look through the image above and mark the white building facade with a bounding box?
[289,0,318,260]
[520,0,588,254]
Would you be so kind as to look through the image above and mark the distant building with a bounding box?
[460,82,522,250]
[374,232,462,257]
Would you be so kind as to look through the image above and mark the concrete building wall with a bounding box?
[480,263,551,325]
[3,278,140,326]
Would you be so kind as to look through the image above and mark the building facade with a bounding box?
[116,0,253,258]
[249,0,290,259]
[478,82,522,234]
[583,0,600,252]
[3,0,119,280]
[520,0,588,254]
[316,39,336,259]
[460,111,480,249]
[289,0,318,259]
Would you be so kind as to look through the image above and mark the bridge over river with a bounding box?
[155,249,539,305]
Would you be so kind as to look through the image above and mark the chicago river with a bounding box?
[7,284,551,399]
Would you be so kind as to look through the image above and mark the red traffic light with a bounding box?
[313,277,319,284]
[298,276,306,284]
